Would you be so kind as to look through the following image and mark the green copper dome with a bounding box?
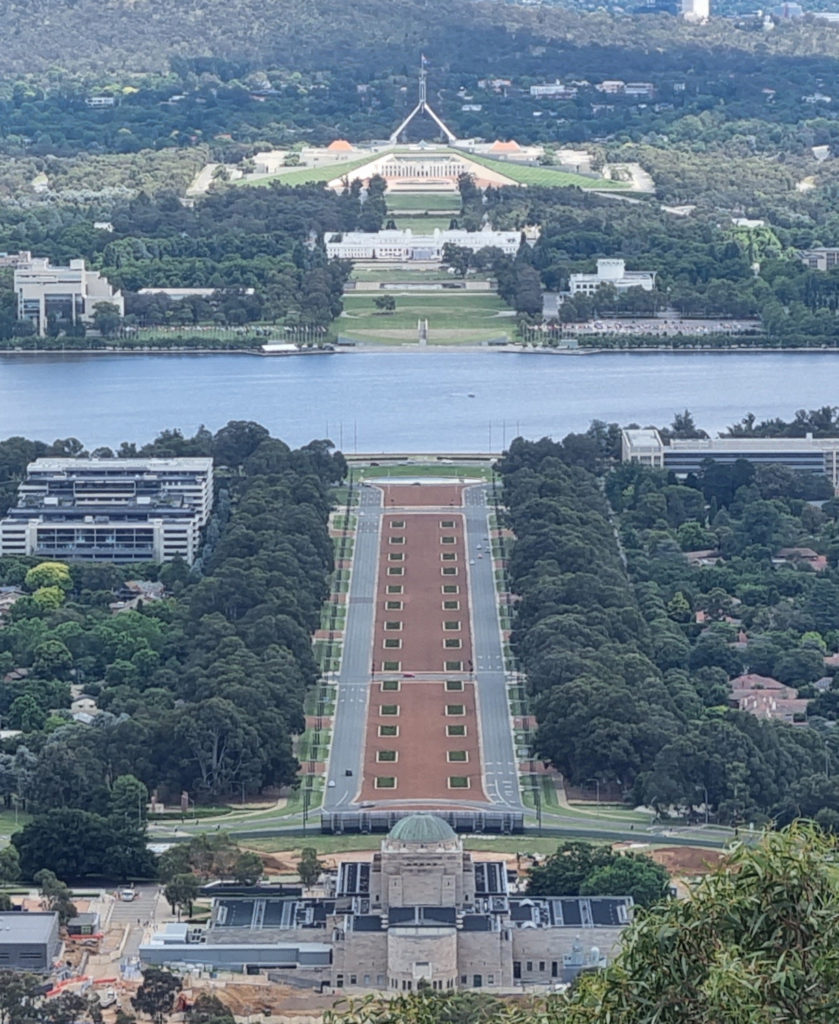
[388,814,457,844]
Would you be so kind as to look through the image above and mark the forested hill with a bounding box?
[5,0,839,79]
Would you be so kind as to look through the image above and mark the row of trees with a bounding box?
[0,425,345,863]
[497,434,839,825]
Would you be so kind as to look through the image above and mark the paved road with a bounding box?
[464,484,522,810]
[108,884,160,958]
[323,483,382,811]
[323,480,521,813]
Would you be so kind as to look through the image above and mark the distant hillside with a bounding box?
[5,0,839,81]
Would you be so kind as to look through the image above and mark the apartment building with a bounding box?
[0,457,213,564]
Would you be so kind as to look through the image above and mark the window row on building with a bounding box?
[0,457,214,564]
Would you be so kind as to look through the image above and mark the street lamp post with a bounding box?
[587,778,600,812]
[534,781,542,834]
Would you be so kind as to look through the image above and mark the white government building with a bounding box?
[325,226,523,262]
[568,258,656,296]
[0,458,213,565]
[15,258,124,336]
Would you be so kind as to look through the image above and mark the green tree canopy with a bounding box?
[563,824,839,1024]
[297,847,323,887]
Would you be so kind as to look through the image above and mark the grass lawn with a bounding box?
[391,215,457,233]
[340,290,512,344]
[359,463,492,479]
[236,154,376,188]
[460,152,629,190]
[0,811,28,839]
[386,193,462,211]
[350,268,454,283]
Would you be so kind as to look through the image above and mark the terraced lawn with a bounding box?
[236,154,376,187]
[390,215,457,232]
[386,192,462,211]
[460,152,629,189]
[339,290,513,344]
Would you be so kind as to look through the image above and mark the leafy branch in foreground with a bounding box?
[563,823,839,1024]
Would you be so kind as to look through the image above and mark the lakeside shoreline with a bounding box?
[1,344,839,357]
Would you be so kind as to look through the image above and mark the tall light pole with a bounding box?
[587,778,600,811]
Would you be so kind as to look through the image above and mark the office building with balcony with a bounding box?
[621,429,839,487]
[15,258,124,336]
[0,457,213,564]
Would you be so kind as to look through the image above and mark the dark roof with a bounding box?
[353,915,383,932]
[508,896,633,929]
[200,882,301,898]
[68,913,99,926]
[474,861,507,895]
[388,906,457,927]
[461,915,493,931]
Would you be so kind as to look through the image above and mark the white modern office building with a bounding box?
[621,429,839,487]
[325,227,523,262]
[0,457,213,564]
[15,258,124,336]
[568,259,656,296]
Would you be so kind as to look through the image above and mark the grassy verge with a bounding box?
[358,463,492,479]
[235,154,378,187]
[386,193,462,212]
[459,152,629,189]
[339,290,511,343]
[0,811,29,838]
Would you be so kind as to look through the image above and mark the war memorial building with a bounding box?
[141,815,632,991]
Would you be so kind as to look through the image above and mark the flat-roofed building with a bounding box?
[621,428,839,486]
[140,815,632,991]
[530,83,579,99]
[621,428,665,468]
[15,258,124,336]
[569,258,656,295]
[0,457,213,564]
[325,226,525,262]
[800,248,839,272]
[0,913,60,972]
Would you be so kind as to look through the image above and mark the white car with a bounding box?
[119,888,136,902]
[328,780,336,788]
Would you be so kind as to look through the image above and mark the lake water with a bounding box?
[0,349,837,451]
